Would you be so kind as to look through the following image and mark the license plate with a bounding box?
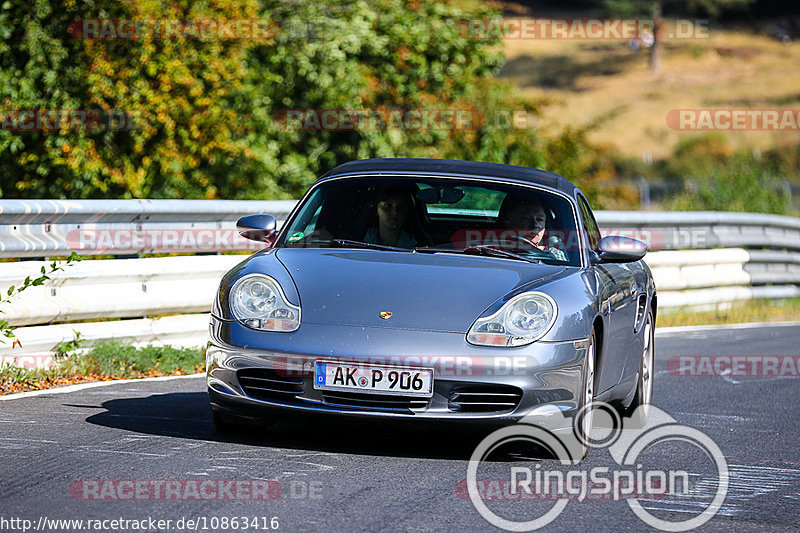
[313,361,434,397]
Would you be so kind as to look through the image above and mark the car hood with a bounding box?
[274,248,566,333]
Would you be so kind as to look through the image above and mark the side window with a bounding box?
[577,195,601,250]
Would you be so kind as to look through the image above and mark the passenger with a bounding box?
[500,196,567,261]
[363,189,418,248]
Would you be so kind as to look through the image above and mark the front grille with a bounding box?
[238,369,304,401]
[321,391,429,412]
[448,385,522,413]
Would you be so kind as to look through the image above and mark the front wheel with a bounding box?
[573,329,597,459]
[625,309,655,427]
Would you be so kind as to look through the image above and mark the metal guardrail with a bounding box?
[1,200,799,367]
[5,200,798,256]
[0,255,243,326]
[596,210,800,308]
[643,248,800,307]
[596,210,800,252]
[0,199,296,257]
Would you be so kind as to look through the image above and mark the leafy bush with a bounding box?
[666,153,791,213]
[1,339,205,394]
[84,340,205,378]
[0,0,261,199]
[2,0,540,200]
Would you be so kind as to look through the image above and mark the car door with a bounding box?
[577,194,637,394]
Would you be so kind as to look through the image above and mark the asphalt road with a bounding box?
[2,323,800,533]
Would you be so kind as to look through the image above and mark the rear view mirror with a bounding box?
[415,188,439,204]
[415,187,465,204]
[592,235,647,263]
[237,214,277,245]
[440,187,465,204]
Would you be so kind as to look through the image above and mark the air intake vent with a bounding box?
[321,391,429,412]
[238,369,303,401]
[635,294,648,329]
[448,385,522,413]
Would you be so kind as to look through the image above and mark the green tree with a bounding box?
[1,0,619,206]
[0,0,262,199]
[667,154,790,213]
[229,0,515,198]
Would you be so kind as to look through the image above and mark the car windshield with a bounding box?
[278,176,582,266]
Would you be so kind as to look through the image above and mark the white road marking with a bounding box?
[0,437,59,443]
[672,412,753,423]
[641,464,800,518]
[0,373,205,401]
[655,321,800,336]
[73,447,169,457]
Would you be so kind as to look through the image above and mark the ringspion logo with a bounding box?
[465,403,729,531]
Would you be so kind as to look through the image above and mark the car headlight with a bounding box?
[467,292,556,347]
[230,274,300,332]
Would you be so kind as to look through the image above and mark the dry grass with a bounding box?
[657,298,800,328]
[500,24,800,159]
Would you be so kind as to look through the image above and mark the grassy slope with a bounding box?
[500,24,800,160]
[657,297,800,327]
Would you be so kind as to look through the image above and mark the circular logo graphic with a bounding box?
[465,402,729,532]
[358,376,368,387]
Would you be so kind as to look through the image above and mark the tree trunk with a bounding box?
[650,3,662,73]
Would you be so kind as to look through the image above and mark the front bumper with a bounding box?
[207,317,588,429]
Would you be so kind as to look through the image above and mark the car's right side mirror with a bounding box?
[237,214,278,245]
[591,235,647,264]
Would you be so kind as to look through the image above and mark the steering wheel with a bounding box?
[501,234,551,256]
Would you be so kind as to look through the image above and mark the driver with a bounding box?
[363,188,418,248]
[501,197,568,261]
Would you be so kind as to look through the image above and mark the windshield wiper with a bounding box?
[414,245,541,263]
[328,238,410,251]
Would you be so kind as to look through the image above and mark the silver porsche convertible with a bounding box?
[207,158,656,448]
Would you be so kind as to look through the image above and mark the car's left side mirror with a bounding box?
[591,235,647,264]
[237,214,278,245]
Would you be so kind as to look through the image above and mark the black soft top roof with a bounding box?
[319,158,577,195]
